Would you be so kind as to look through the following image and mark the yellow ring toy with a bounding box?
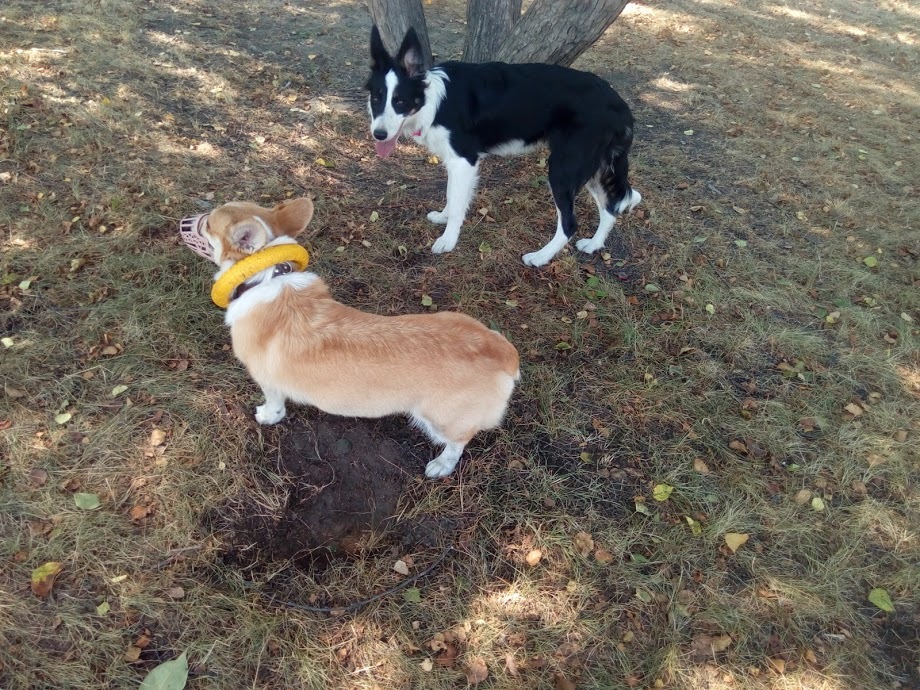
[211,244,310,309]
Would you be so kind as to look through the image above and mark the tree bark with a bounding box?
[367,0,434,69]
[462,0,522,63]
[495,0,630,66]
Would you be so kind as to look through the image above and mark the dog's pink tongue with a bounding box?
[375,137,397,158]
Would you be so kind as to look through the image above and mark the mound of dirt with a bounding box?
[215,414,451,567]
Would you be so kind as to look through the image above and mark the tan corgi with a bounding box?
[180,198,520,478]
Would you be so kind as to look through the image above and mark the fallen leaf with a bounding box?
[729,440,748,454]
[124,645,143,663]
[684,129,694,135]
[767,657,786,674]
[55,412,72,425]
[724,533,749,553]
[693,458,710,474]
[31,562,64,597]
[644,283,660,293]
[149,429,167,447]
[844,403,863,417]
[901,312,913,323]
[5,384,27,399]
[420,294,433,307]
[811,497,825,512]
[594,547,614,564]
[525,549,543,567]
[420,658,433,672]
[573,532,594,557]
[29,468,49,486]
[685,516,702,535]
[403,587,421,603]
[111,384,128,397]
[691,633,733,656]
[166,586,185,600]
[435,644,458,667]
[140,652,188,690]
[705,303,715,315]
[130,505,151,521]
[794,489,812,505]
[652,483,673,501]
[369,210,379,222]
[863,256,878,268]
[393,559,410,576]
[74,493,100,510]
[96,601,110,615]
[466,657,488,684]
[868,587,894,612]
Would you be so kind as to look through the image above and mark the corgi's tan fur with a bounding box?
[195,197,519,478]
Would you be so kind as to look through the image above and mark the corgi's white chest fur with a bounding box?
[224,272,319,326]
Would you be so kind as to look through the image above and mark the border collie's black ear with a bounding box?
[370,25,390,69]
[396,27,425,77]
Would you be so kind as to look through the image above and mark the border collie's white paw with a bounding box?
[575,238,603,254]
[425,455,458,478]
[255,404,286,425]
[431,233,458,254]
[615,189,642,214]
[427,210,448,224]
[521,249,552,267]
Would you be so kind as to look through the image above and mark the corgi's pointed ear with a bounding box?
[270,197,314,237]
[396,27,425,77]
[370,25,390,69]
[230,219,270,253]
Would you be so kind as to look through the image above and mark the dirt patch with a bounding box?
[215,413,440,567]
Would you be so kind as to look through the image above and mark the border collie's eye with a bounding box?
[392,97,403,108]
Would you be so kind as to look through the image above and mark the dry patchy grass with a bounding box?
[1,0,918,689]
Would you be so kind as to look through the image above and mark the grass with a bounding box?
[1,0,919,688]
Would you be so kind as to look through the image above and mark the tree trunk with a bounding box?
[462,0,522,63]
[367,0,434,68]
[495,0,630,66]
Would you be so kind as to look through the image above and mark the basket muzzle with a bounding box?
[179,213,214,261]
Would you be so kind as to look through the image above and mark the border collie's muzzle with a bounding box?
[179,214,213,261]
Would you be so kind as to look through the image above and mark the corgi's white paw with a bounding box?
[425,456,458,478]
[427,210,448,224]
[575,238,603,254]
[431,233,458,254]
[255,404,286,425]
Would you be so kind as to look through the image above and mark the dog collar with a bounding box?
[211,244,310,309]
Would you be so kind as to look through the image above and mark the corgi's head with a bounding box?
[365,25,428,158]
[180,197,314,271]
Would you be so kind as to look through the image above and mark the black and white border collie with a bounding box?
[365,25,642,267]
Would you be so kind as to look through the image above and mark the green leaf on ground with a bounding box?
[404,587,421,603]
[74,493,101,510]
[653,484,674,501]
[868,588,894,612]
[140,652,189,690]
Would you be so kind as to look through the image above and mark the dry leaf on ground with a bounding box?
[466,657,488,684]
[573,532,594,557]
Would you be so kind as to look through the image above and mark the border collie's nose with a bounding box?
[373,129,389,141]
